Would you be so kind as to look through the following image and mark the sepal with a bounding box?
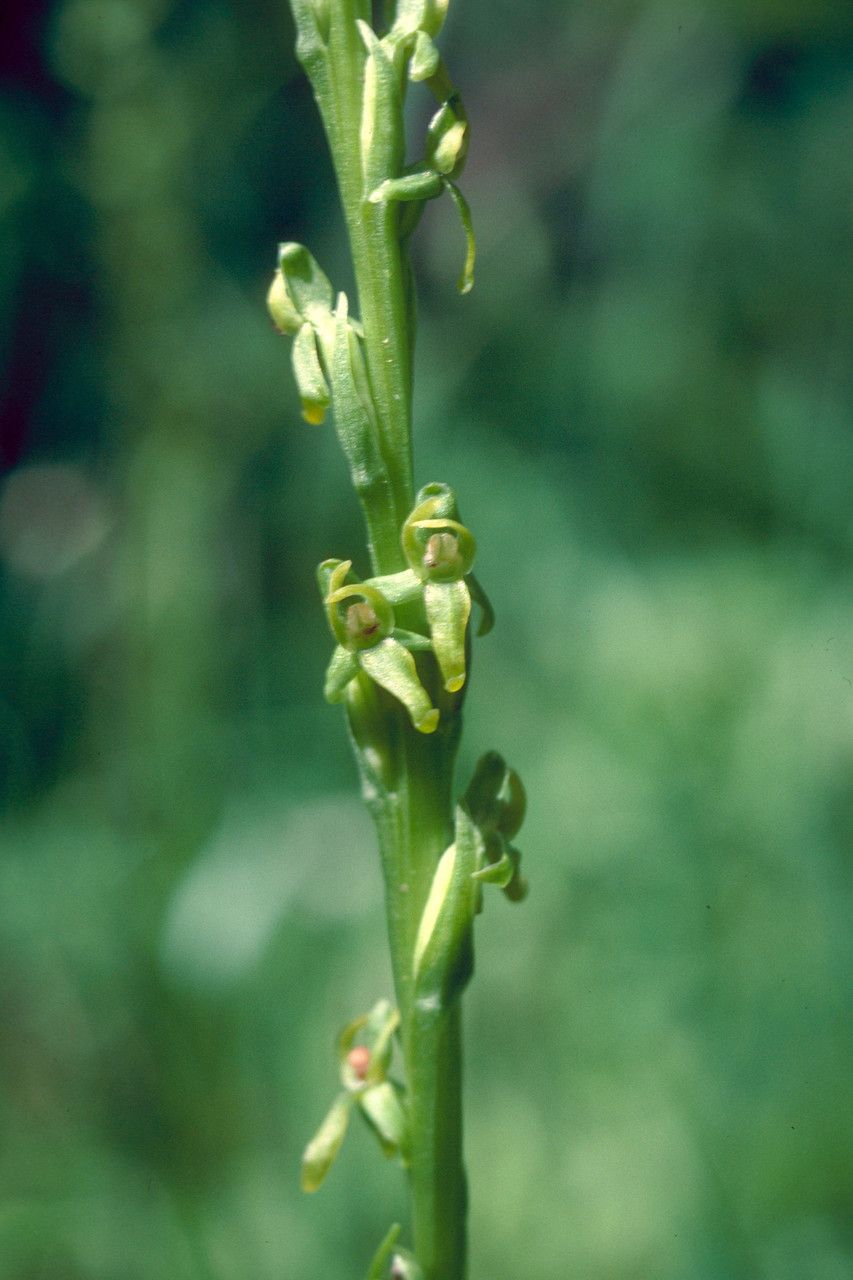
[277,242,334,325]
[324,645,360,702]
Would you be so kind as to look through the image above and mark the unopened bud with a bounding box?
[267,270,301,335]
[346,1045,371,1081]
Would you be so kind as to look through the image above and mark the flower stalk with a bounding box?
[273,4,527,1276]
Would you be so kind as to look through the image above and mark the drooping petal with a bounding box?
[358,1080,409,1159]
[359,638,439,733]
[301,1091,353,1192]
[424,579,471,692]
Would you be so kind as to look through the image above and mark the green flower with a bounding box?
[301,1000,409,1194]
[400,483,491,694]
[319,560,438,734]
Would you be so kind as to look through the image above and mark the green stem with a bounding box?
[372,714,467,1280]
[290,3,468,1274]
[324,2,415,558]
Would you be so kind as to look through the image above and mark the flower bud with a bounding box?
[267,269,302,335]
[347,1045,371,1081]
[277,242,334,322]
[426,100,468,177]
[291,323,330,424]
[393,0,449,38]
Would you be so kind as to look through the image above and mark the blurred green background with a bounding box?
[1,1,852,1276]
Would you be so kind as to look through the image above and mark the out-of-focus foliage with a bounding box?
[1,1,851,1277]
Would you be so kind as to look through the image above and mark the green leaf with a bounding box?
[366,1225,402,1280]
[357,21,404,195]
[291,322,330,424]
[359,639,439,733]
[301,1092,353,1192]
[424,579,470,693]
[359,1080,409,1158]
[323,645,360,702]
[412,805,478,1003]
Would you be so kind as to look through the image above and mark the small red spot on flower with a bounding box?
[347,1045,371,1080]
